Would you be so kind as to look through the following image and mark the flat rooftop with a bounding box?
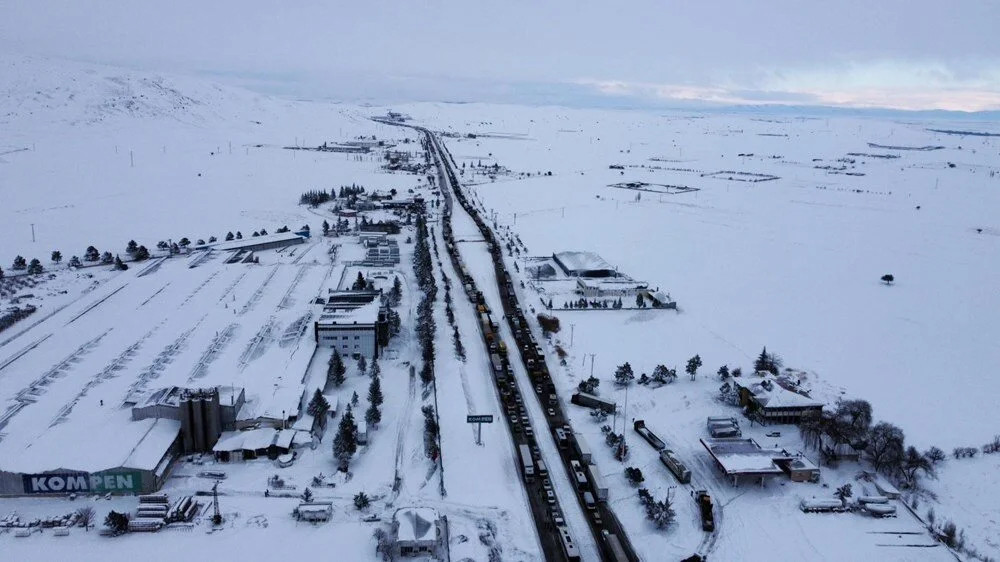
[701,438,787,476]
[553,251,616,274]
[211,231,304,252]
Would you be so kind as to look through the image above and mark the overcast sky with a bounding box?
[2,0,998,111]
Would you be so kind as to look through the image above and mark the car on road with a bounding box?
[545,490,556,505]
[547,408,556,417]
[542,479,552,492]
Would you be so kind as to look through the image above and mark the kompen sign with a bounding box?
[22,471,142,494]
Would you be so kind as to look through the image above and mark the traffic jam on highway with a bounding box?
[421,128,636,562]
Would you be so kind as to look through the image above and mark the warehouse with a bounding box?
[212,428,300,461]
[0,413,181,496]
[553,251,617,278]
[208,231,306,253]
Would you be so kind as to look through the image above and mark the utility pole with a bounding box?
[30,223,35,243]
[130,150,134,168]
[570,323,575,347]
[621,383,629,462]
[589,353,596,378]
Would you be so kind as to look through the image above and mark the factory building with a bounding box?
[553,251,618,278]
[315,290,389,358]
[207,232,306,253]
[131,386,245,454]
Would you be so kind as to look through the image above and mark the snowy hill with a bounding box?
[0,54,271,128]
[0,55,404,266]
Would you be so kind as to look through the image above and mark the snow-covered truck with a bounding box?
[633,419,666,450]
[586,463,608,502]
[659,449,691,483]
[518,444,535,481]
[695,490,715,531]
[571,392,616,413]
[575,433,593,464]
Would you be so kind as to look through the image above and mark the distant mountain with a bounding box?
[0,54,275,128]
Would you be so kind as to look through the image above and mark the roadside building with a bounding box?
[575,278,647,299]
[392,507,446,558]
[735,374,824,425]
[295,502,333,522]
[552,251,617,278]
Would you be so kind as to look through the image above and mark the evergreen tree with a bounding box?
[104,510,129,534]
[357,355,367,377]
[208,236,217,243]
[368,373,383,407]
[365,403,381,427]
[12,255,27,270]
[68,256,82,268]
[369,358,380,379]
[717,365,730,380]
[27,258,44,275]
[328,348,346,387]
[635,293,644,308]
[754,347,781,375]
[307,389,330,420]
[352,271,367,290]
[170,242,179,254]
[302,487,313,503]
[225,232,235,241]
[51,250,62,263]
[134,246,150,261]
[126,240,138,255]
[0,265,4,279]
[85,246,100,262]
[179,237,190,247]
[686,355,702,380]
[351,391,359,406]
[353,492,371,510]
[236,231,243,239]
[113,256,128,271]
[333,406,358,464]
[260,228,268,235]
[651,365,676,385]
[252,231,260,237]
[196,239,205,245]
[322,220,330,235]
[100,251,114,265]
[614,362,636,386]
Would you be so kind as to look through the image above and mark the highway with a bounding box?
[414,122,641,562]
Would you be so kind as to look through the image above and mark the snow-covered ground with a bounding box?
[397,103,1000,559]
[2,53,998,560]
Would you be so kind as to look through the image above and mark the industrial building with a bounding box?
[552,251,618,278]
[206,231,306,253]
[735,374,824,424]
[392,507,447,558]
[130,386,245,454]
[315,290,389,358]
[0,413,181,496]
[212,428,300,462]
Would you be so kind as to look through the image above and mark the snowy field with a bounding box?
[2,52,998,560]
[400,102,1000,559]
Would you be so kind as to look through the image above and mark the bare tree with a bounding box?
[76,506,95,531]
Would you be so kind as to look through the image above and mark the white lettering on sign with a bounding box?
[30,477,49,492]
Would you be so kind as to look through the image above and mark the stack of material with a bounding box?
[166,496,199,523]
[127,518,164,532]
[134,493,170,530]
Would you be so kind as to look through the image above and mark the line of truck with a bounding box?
[430,130,636,562]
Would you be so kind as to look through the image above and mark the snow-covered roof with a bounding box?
[553,251,616,275]
[209,231,304,252]
[213,428,298,452]
[1,413,180,474]
[317,299,381,326]
[394,507,438,543]
[700,438,786,475]
[741,375,823,409]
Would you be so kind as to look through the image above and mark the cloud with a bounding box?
[577,59,1000,112]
